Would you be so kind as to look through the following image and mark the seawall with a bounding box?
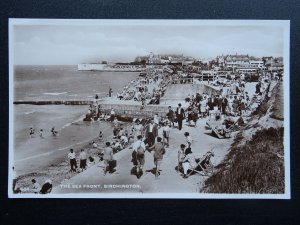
[162,83,220,100]
[14,100,169,118]
[14,84,219,118]
[99,104,169,118]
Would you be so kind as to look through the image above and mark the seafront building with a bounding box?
[77,52,283,81]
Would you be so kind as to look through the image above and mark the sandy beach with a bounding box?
[51,118,233,194]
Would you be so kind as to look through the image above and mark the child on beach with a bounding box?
[184,132,192,148]
[148,137,165,178]
[162,123,170,148]
[51,127,59,136]
[29,127,35,138]
[39,129,44,138]
[98,131,103,142]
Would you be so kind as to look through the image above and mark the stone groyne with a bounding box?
[14,84,220,119]
[14,100,169,118]
[13,100,93,105]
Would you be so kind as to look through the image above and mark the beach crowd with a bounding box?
[13,64,281,194]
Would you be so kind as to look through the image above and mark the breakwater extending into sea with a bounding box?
[13,82,220,119]
[14,101,169,118]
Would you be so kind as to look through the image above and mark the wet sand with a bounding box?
[13,65,140,177]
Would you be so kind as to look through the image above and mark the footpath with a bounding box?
[52,118,233,194]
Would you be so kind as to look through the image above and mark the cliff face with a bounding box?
[202,81,285,194]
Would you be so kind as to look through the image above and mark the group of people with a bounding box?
[180,80,271,122]
[129,116,200,179]
[30,178,53,194]
[29,126,58,138]
[115,68,170,105]
[67,148,90,173]
[131,118,170,178]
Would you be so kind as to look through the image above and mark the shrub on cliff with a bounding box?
[201,127,284,194]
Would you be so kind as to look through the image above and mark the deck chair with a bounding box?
[186,151,214,177]
[212,127,231,139]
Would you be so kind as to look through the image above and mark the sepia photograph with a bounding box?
[8,19,290,198]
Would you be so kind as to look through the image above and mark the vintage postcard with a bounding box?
[8,19,290,198]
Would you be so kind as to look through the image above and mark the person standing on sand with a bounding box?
[12,167,19,193]
[176,103,185,131]
[102,142,114,175]
[79,149,87,172]
[68,149,77,172]
[177,144,186,173]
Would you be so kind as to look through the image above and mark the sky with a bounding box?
[12,21,286,65]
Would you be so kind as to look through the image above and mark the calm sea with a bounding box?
[12,66,139,175]
[14,65,139,101]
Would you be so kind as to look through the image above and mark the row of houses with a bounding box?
[216,54,283,72]
[135,52,283,72]
[135,52,195,65]
[79,52,283,73]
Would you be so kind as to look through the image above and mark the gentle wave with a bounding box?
[60,114,86,130]
[24,110,36,115]
[43,92,68,96]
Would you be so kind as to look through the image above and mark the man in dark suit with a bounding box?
[176,103,185,130]
[221,96,228,115]
[144,119,158,147]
